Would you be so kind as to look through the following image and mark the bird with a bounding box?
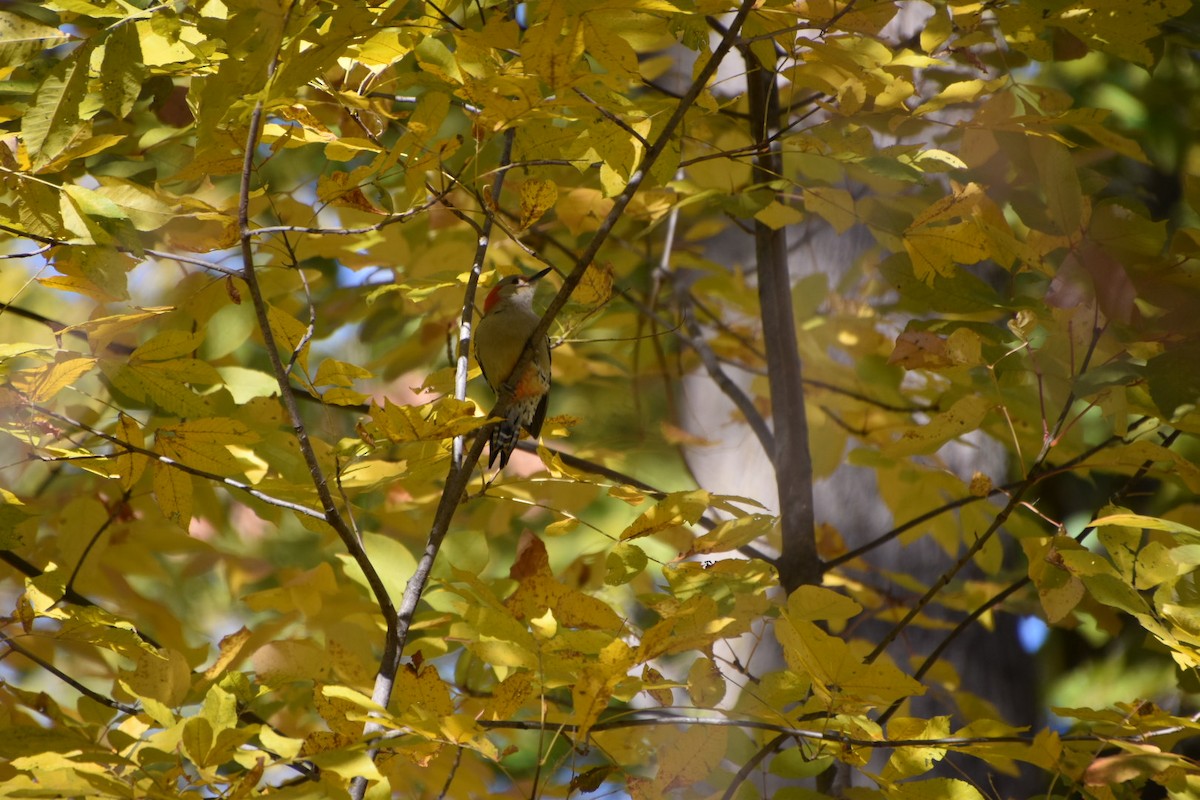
[474,267,553,468]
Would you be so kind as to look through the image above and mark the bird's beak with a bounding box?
[529,267,553,282]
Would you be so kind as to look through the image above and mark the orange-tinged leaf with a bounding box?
[510,530,553,580]
[888,330,952,369]
[640,665,673,707]
[487,672,534,720]
[654,724,728,791]
[121,648,191,707]
[253,639,334,685]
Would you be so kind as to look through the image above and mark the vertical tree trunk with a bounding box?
[743,48,821,592]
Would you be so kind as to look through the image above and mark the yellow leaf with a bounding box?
[571,639,631,740]
[153,461,192,528]
[203,627,253,680]
[882,395,992,457]
[887,778,985,800]
[132,329,205,361]
[620,489,709,541]
[689,513,772,554]
[24,43,90,165]
[115,414,147,491]
[155,418,259,475]
[1031,137,1083,235]
[313,358,372,388]
[788,586,863,623]
[1089,513,1200,540]
[487,672,534,720]
[1022,536,1085,624]
[803,186,856,233]
[522,3,584,90]
[754,200,804,230]
[904,220,992,283]
[777,615,924,709]
[882,716,950,780]
[571,261,613,307]
[266,305,311,372]
[518,178,558,230]
[107,357,218,417]
[28,356,95,402]
[373,397,487,443]
[686,656,725,708]
[556,187,614,236]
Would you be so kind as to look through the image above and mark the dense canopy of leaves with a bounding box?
[1,0,1199,798]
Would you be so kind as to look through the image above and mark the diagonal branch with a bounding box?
[0,630,141,715]
[235,99,396,626]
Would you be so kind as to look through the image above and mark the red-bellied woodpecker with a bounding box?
[474,267,553,468]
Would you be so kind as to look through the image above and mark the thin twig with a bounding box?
[681,300,776,463]
[0,631,141,715]
[33,406,328,521]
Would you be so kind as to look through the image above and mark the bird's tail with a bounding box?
[487,409,522,469]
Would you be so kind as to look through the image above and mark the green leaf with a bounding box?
[23,42,91,167]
